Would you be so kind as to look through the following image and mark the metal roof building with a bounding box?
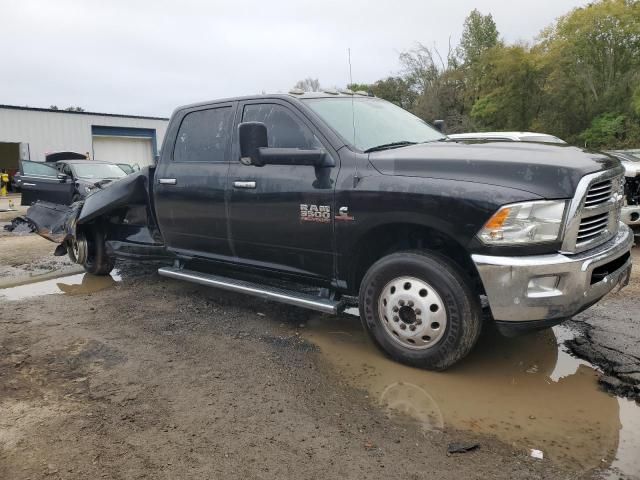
[0,105,169,172]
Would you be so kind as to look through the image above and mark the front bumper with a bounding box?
[472,223,634,325]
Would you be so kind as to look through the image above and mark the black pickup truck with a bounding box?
[23,92,634,370]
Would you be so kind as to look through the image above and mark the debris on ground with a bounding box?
[530,449,544,460]
[3,216,34,234]
[447,442,479,455]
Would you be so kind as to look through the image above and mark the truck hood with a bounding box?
[368,142,621,199]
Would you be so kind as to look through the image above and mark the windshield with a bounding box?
[72,163,127,179]
[118,164,134,174]
[303,97,445,151]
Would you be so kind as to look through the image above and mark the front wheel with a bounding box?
[67,227,115,276]
[359,251,481,370]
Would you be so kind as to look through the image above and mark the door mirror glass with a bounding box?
[239,122,268,166]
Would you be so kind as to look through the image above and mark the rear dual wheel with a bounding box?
[359,251,481,370]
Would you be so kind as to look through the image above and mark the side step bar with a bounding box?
[158,266,343,314]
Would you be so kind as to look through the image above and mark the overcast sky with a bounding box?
[1,0,590,117]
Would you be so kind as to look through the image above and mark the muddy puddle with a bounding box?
[303,315,640,477]
[0,270,122,301]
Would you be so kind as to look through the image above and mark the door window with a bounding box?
[173,107,233,163]
[242,104,322,149]
[21,161,59,177]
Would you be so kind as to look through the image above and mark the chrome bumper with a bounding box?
[472,223,634,322]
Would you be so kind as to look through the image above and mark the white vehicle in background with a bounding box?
[448,131,567,144]
[606,150,640,228]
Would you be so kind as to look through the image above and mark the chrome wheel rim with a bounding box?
[68,233,88,265]
[378,276,447,350]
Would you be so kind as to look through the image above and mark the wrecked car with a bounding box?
[20,92,634,370]
[606,150,640,228]
[20,159,127,206]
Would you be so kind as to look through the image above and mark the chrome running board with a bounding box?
[158,266,342,314]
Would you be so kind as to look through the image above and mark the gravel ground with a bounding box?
[0,236,575,479]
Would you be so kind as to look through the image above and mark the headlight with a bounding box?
[478,200,567,245]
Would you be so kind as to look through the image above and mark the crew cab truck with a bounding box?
[24,92,634,370]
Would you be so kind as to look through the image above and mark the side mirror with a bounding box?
[433,119,446,134]
[239,122,268,166]
[238,121,335,168]
[57,173,69,182]
[259,148,333,168]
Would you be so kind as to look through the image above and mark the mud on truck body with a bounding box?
[23,92,634,370]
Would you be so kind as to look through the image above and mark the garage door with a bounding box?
[92,136,153,167]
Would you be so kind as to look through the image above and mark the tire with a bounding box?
[79,227,115,276]
[359,251,481,370]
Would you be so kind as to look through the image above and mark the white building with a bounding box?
[0,104,169,172]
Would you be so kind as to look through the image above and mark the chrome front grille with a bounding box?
[561,169,625,254]
[584,179,613,207]
[576,212,609,246]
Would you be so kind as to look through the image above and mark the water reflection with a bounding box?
[303,315,633,474]
[0,271,121,301]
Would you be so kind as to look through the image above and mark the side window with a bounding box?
[21,161,59,177]
[173,107,232,163]
[63,164,73,176]
[242,104,322,150]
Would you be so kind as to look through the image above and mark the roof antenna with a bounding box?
[348,48,360,188]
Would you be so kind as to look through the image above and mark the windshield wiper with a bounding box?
[364,141,417,153]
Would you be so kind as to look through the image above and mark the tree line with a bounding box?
[297,0,640,149]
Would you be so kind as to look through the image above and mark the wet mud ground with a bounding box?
[0,230,639,479]
[565,247,640,401]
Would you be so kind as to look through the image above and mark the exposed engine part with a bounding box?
[624,176,640,206]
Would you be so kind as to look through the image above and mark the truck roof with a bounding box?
[175,90,374,112]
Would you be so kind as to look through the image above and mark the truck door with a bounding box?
[154,103,235,258]
[19,161,75,206]
[228,101,338,280]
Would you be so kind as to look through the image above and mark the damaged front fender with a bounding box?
[17,167,169,260]
[21,201,83,245]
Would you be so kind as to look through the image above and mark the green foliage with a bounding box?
[581,113,628,148]
[470,94,499,126]
[470,45,545,131]
[459,9,499,65]
[346,83,370,93]
[353,0,640,148]
[372,77,418,111]
[536,0,640,142]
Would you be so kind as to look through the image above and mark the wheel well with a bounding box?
[347,223,483,296]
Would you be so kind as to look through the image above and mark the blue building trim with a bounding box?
[91,125,158,156]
